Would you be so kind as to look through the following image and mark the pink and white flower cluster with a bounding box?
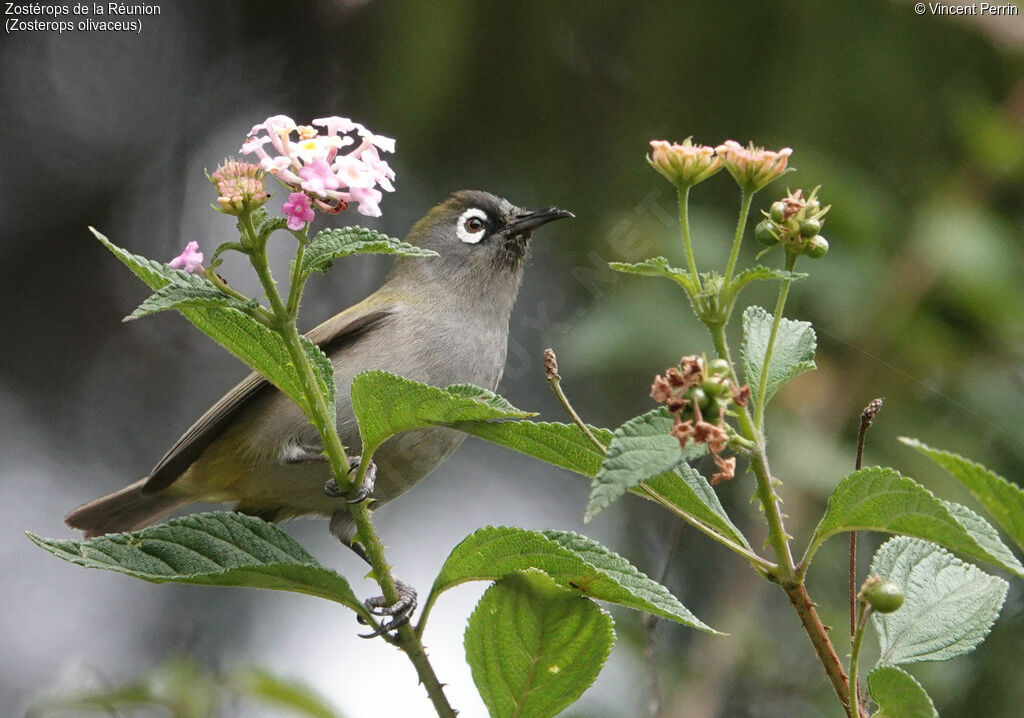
[241,115,396,218]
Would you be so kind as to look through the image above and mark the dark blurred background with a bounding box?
[3,1,1024,716]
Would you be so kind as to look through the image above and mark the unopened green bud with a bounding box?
[769,201,786,223]
[707,358,731,376]
[805,235,829,258]
[755,219,779,246]
[799,218,821,238]
[690,387,709,409]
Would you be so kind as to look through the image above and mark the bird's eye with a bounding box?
[456,208,489,244]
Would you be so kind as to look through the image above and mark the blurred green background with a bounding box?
[3,1,1024,716]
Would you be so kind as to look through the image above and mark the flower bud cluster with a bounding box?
[650,355,750,484]
[754,187,831,259]
[210,160,269,215]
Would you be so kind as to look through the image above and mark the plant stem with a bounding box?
[752,252,797,431]
[847,603,871,718]
[785,583,862,718]
[707,324,794,576]
[708,321,863,715]
[242,212,457,718]
[723,189,754,285]
[677,184,702,292]
[544,364,606,453]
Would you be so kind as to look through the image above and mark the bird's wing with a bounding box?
[141,306,393,495]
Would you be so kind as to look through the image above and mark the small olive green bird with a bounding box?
[66,190,571,626]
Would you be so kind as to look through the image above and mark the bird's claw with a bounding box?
[358,580,418,638]
[323,455,377,501]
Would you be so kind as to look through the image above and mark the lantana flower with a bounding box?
[169,241,204,274]
[716,140,793,192]
[241,114,396,218]
[648,138,723,188]
[282,192,315,231]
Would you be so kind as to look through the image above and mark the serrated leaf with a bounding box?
[586,408,707,521]
[807,467,1024,577]
[608,256,696,292]
[350,371,534,456]
[456,420,612,476]
[901,437,1024,553]
[871,536,1008,666]
[92,229,318,419]
[452,419,748,549]
[465,570,614,718]
[301,226,436,275]
[868,666,937,718]
[428,526,718,633]
[740,305,816,407]
[126,282,259,321]
[727,265,807,302]
[251,208,289,237]
[28,512,362,612]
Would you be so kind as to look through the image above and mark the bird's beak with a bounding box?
[505,207,574,237]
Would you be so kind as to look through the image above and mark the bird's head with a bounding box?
[389,190,573,311]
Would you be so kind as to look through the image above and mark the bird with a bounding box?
[65,190,572,631]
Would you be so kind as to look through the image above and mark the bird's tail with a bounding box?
[65,478,188,538]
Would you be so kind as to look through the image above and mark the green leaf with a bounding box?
[350,371,534,456]
[806,467,1024,577]
[231,668,345,718]
[740,305,816,406]
[901,437,1024,553]
[456,420,611,477]
[301,226,436,276]
[92,229,317,419]
[250,207,289,237]
[732,265,808,287]
[871,536,1008,666]
[867,666,938,718]
[453,419,748,550]
[27,512,362,612]
[608,256,696,292]
[428,525,718,633]
[126,282,260,321]
[465,570,614,718]
[586,408,707,521]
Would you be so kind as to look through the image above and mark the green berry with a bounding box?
[690,387,708,409]
[755,219,779,247]
[707,358,731,376]
[805,235,829,258]
[864,579,904,613]
[798,218,821,238]
[703,377,730,398]
[769,201,786,223]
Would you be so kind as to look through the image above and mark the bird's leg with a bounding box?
[359,579,418,638]
[323,455,377,503]
[330,509,418,638]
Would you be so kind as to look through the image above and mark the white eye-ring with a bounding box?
[456,208,488,244]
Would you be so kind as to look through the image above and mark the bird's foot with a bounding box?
[357,579,418,638]
[324,456,378,503]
